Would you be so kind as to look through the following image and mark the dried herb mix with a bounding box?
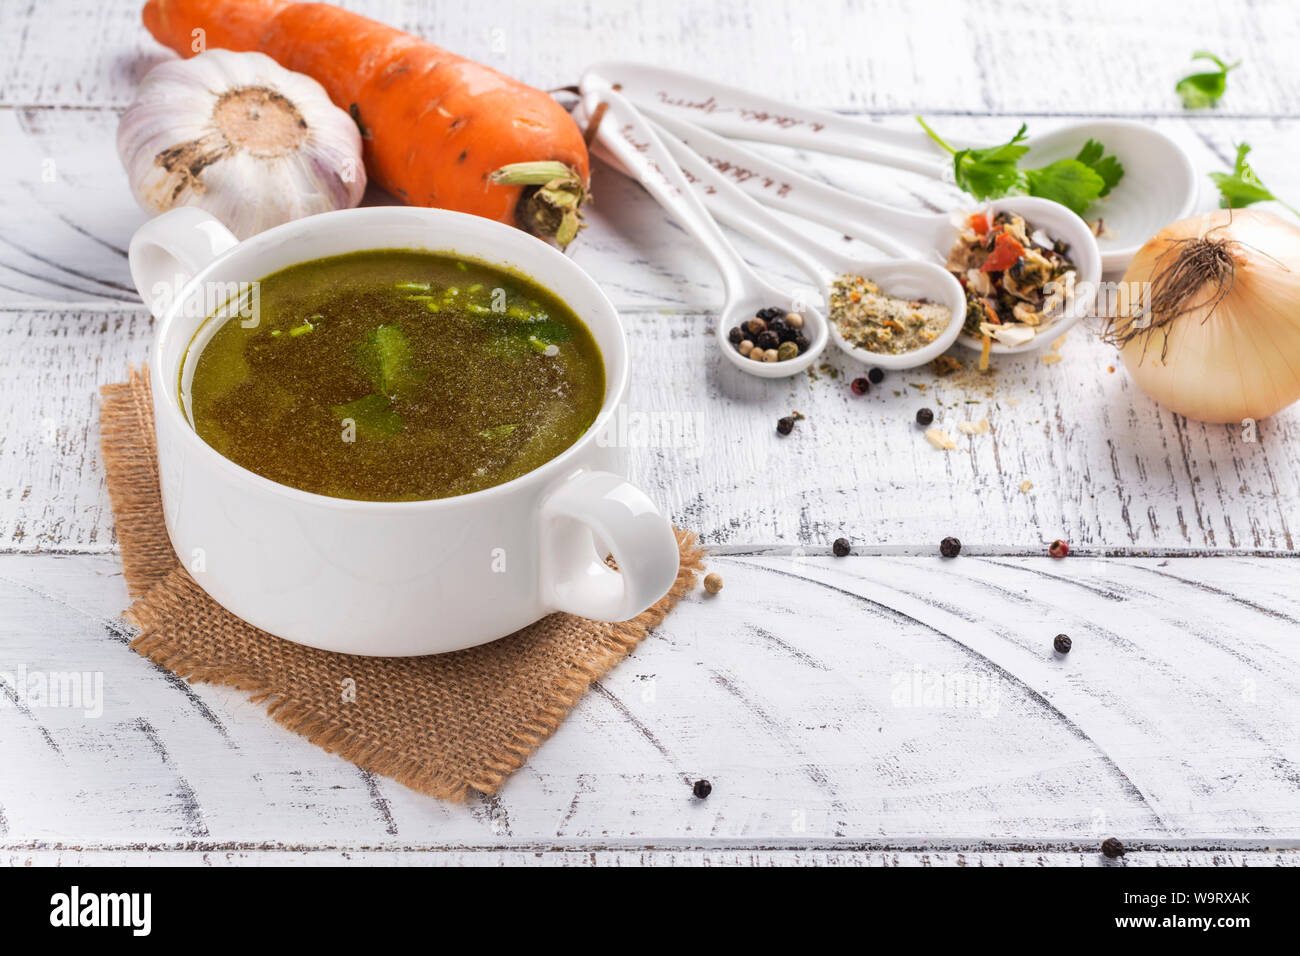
[829,275,952,355]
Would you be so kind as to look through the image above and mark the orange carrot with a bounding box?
[142,0,590,244]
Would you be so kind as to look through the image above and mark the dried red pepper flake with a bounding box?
[980,231,1025,273]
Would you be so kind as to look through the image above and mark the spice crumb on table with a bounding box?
[931,355,963,376]
[925,428,958,450]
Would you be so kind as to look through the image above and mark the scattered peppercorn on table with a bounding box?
[3,0,1300,867]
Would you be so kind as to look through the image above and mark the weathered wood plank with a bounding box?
[3,304,1298,552]
[2,0,1297,116]
[4,107,1300,308]
[1,552,1296,847]
[4,847,1298,866]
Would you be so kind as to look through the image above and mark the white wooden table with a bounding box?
[2,0,1299,866]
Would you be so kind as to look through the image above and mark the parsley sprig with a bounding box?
[916,118,1124,218]
[1176,50,1239,109]
[1210,142,1298,218]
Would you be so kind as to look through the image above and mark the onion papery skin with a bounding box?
[1118,209,1300,423]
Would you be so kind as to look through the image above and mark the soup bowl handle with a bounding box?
[540,470,681,622]
[128,207,240,318]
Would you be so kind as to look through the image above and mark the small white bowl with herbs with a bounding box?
[939,197,1103,360]
[825,263,967,370]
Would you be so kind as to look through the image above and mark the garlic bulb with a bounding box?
[1109,209,1300,423]
[118,49,366,239]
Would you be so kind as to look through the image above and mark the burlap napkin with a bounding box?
[99,367,704,800]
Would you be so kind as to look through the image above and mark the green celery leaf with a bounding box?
[1210,142,1299,216]
[1175,50,1239,109]
[952,125,1030,200]
[1074,139,1124,197]
[1023,159,1107,217]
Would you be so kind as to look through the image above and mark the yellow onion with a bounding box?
[1111,209,1300,423]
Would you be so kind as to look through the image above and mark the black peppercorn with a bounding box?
[916,407,934,426]
[868,367,884,384]
[728,326,744,345]
[757,306,782,320]
[793,333,810,353]
[851,377,869,395]
[1100,837,1125,859]
[939,536,961,558]
[745,317,768,337]
[832,537,851,557]
[768,316,792,341]
[756,330,780,350]
[1053,634,1072,654]
[776,416,795,436]
[692,779,712,799]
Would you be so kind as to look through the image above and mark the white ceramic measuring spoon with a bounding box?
[579,78,828,378]
[590,61,1196,272]
[649,118,967,371]
[637,105,1102,356]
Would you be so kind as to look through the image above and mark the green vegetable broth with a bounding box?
[189,250,605,501]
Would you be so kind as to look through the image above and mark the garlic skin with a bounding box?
[118,49,366,239]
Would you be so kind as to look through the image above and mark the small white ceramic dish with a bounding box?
[1016,121,1197,272]
[128,205,681,656]
[590,61,1195,272]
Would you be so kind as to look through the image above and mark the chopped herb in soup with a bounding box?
[188,250,605,501]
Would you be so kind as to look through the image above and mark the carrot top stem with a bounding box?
[490,162,586,247]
